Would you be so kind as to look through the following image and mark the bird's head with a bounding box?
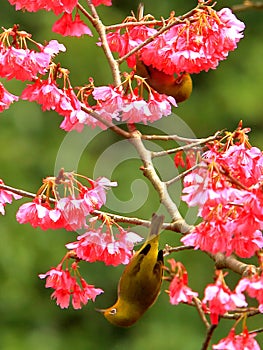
[96,301,142,327]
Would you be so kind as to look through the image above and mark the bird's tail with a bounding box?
[148,213,165,238]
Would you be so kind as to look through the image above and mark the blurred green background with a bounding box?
[1,1,263,349]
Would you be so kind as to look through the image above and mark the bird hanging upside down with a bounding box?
[97,213,165,327]
[136,57,192,103]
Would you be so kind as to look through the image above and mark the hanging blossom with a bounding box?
[92,82,176,125]
[0,179,21,215]
[52,13,93,37]
[106,7,244,75]
[236,272,263,313]
[202,270,247,325]
[39,261,103,309]
[0,26,65,81]
[92,0,112,6]
[0,82,19,112]
[213,328,260,350]
[8,0,78,15]
[16,171,117,231]
[181,128,263,258]
[166,259,198,305]
[66,225,143,267]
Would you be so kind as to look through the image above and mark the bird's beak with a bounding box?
[95,308,105,314]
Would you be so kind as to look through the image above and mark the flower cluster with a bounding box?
[213,328,260,350]
[106,7,245,75]
[202,271,247,324]
[0,179,21,215]
[52,13,92,37]
[66,226,142,266]
[236,272,263,313]
[92,85,176,124]
[39,261,103,309]
[181,129,263,258]
[16,171,117,231]
[0,26,65,81]
[8,0,111,13]
[166,259,198,305]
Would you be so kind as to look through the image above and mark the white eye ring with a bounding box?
[109,308,117,315]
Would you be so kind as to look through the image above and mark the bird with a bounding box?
[97,213,165,327]
[135,57,192,103]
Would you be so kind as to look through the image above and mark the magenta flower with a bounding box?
[202,272,247,324]
[52,13,92,37]
[39,263,103,309]
[66,228,142,266]
[213,328,260,350]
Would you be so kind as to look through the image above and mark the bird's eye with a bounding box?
[109,308,117,315]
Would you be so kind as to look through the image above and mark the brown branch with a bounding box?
[80,105,131,138]
[141,130,223,142]
[163,244,194,256]
[201,324,217,350]
[232,1,263,12]
[211,252,259,276]
[79,1,121,87]
[152,131,222,158]
[165,164,200,187]
[192,296,210,329]
[128,130,193,233]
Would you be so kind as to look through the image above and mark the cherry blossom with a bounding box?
[106,8,244,74]
[66,227,142,266]
[181,139,263,258]
[202,271,247,324]
[0,179,21,215]
[52,13,92,37]
[166,259,198,305]
[16,172,117,231]
[39,263,103,309]
[236,273,263,313]
[0,28,65,81]
[92,0,112,6]
[213,328,260,350]
[8,0,78,15]
[0,83,19,112]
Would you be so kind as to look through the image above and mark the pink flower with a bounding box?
[66,228,142,266]
[167,259,198,305]
[0,83,19,111]
[140,8,245,75]
[181,142,263,258]
[8,0,78,15]
[16,198,66,230]
[52,13,92,37]
[202,272,247,324]
[213,328,260,350]
[0,37,65,81]
[0,179,21,214]
[92,0,112,6]
[106,8,244,74]
[236,273,263,312]
[39,264,103,309]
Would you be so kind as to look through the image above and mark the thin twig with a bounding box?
[141,130,223,142]
[232,1,263,12]
[152,132,222,158]
[163,244,194,256]
[129,130,193,234]
[201,324,217,350]
[80,1,121,87]
[193,296,210,329]
[80,105,131,139]
[165,164,200,187]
